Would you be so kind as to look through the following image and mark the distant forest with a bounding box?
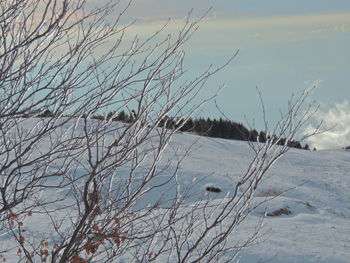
[90,110,310,150]
[33,109,309,150]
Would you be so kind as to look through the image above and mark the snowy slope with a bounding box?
[1,119,350,262]
[171,133,350,263]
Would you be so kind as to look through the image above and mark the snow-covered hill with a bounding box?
[1,119,349,262]
[168,132,350,263]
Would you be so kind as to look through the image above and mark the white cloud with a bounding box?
[304,101,350,150]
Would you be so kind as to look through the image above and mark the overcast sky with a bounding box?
[92,0,350,149]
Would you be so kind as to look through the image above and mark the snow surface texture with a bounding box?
[173,133,350,263]
[1,119,350,262]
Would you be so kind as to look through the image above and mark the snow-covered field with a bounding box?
[1,119,349,262]
[169,133,350,263]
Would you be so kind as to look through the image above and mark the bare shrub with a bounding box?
[0,0,320,262]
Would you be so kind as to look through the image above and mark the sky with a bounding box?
[111,0,350,149]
